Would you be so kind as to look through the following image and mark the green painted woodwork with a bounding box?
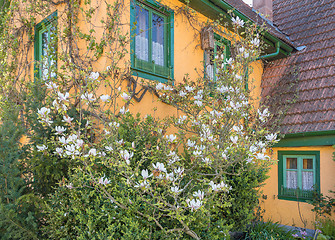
[204,34,231,82]
[177,0,294,59]
[130,0,174,82]
[34,11,57,80]
[275,133,335,147]
[278,151,320,202]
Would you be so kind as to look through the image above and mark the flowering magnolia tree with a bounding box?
[33,16,279,239]
[1,0,280,238]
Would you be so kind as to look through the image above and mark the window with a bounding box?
[204,36,230,82]
[34,12,57,81]
[130,0,174,82]
[278,151,320,201]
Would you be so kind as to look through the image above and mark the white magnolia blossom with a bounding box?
[230,136,238,144]
[209,181,231,192]
[171,186,182,194]
[120,92,131,101]
[65,144,79,157]
[141,169,152,180]
[217,85,228,94]
[117,139,124,145]
[100,94,111,102]
[193,150,202,156]
[249,145,257,153]
[257,141,266,149]
[168,151,180,165]
[109,121,120,128]
[235,74,242,80]
[187,139,196,148]
[58,92,69,102]
[88,148,97,156]
[152,162,167,173]
[163,85,173,91]
[179,90,187,97]
[120,150,134,164]
[66,183,73,189]
[177,115,187,124]
[37,107,51,118]
[89,71,99,80]
[81,93,96,102]
[165,172,175,181]
[193,190,205,200]
[174,167,184,176]
[62,115,73,124]
[265,133,277,142]
[135,180,150,189]
[251,37,260,47]
[54,147,63,155]
[258,108,270,122]
[98,176,111,186]
[76,139,84,148]
[66,134,78,143]
[232,125,243,133]
[37,144,47,151]
[119,106,129,114]
[194,100,203,107]
[55,126,66,135]
[232,16,244,27]
[203,157,212,164]
[185,85,194,92]
[156,82,164,91]
[166,134,177,143]
[186,198,203,211]
[59,136,67,145]
[45,81,58,90]
[105,146,113,152]
[256,152,270,161]
[225,58,233,65]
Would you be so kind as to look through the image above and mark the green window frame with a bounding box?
[204,34,231,82]
[34,11,57,81]
[130,0,174,83]
[278,151,320,202]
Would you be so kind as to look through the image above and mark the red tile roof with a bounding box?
[261,0,335,134]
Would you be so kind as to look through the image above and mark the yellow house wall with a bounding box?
[262,146,335,229]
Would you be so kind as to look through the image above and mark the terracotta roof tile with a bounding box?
[262,0,335,134]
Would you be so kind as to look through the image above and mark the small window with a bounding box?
[278,151,320,201]
[131,0,174,83]
[204,36,230,82]
[34,12,57,81]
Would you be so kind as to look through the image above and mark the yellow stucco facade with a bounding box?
[262,146,335,229]
[26,0,333,230]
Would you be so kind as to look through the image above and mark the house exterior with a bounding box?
[259,0,335,229]
[24,0,334,231]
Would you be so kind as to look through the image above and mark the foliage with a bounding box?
[0,0,279,238]
[244,221,297,240]
[315,218,335,240]
[308,191,335,217]
[0,102,42,239]
[218,163,269,230]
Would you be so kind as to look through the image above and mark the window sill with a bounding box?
[278,195,313,202]
[131,67,173,83]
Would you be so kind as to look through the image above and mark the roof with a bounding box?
[224,0,296,48]
[179,0,296,58]
[261,0,335,134]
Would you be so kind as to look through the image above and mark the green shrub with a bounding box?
[244,221,297,240]
[316,218,335,240]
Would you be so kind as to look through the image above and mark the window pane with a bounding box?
[41,31,49,81]
[135,5,149,61]
[303,158,313,169]
[302,171,314,190]
[286,158,297,169]
[286,171,297,189]
[152,13,164,66]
